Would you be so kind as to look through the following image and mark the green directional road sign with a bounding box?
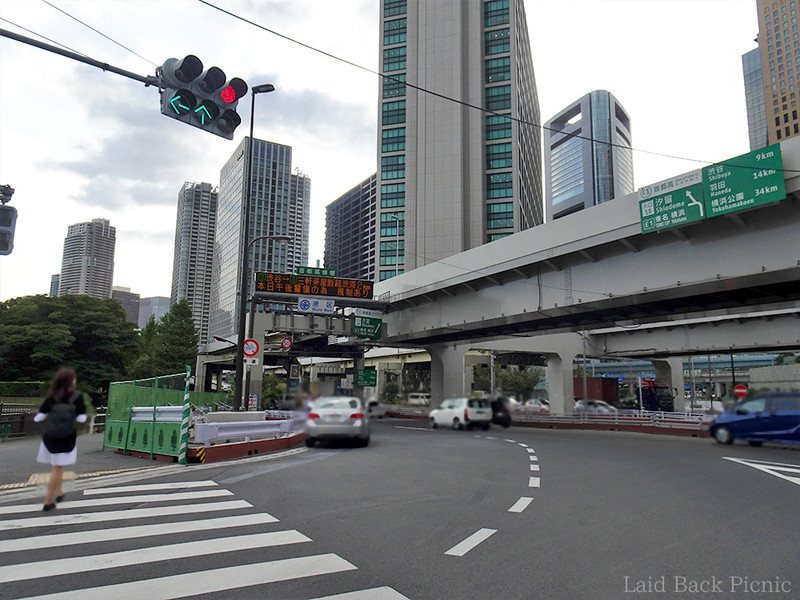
[702,143,785,218]
[356,369,377,387]
[639,181,706,233]
[353,316,382,339]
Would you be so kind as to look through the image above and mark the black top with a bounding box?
[39,392,87,454]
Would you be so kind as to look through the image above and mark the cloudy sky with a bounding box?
[0,0,758,302]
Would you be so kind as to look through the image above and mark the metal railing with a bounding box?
[194,418,297,446]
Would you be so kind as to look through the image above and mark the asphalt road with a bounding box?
[1,420,798,599]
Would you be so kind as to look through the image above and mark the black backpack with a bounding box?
[44,391,81,438]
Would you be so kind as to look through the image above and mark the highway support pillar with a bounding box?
[652,357,686,411]
[427,344,469,408]
[544,335,584,414]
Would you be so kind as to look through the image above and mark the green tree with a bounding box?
[142,299,199,377]
[498,366,543,401]
[0,294,138,390]
[261,373,287,409]
[129,315,159,379]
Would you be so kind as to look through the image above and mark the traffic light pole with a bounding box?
[0,28,159,88]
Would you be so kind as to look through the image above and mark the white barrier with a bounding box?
[193,419,296,446]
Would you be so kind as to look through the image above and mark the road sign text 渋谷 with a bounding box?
[255,272,373,299]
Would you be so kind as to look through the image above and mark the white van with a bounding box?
[407,393,431,406]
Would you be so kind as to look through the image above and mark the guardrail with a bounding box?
[88,411,106,434]
[0,403,30,440]
[194,419,297,446]
[512,410,711,436]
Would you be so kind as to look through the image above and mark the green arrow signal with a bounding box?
[170,95,190,115]
[194,105,212,124]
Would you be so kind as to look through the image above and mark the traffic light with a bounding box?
[0,204,17,256]
[158,55,248,140]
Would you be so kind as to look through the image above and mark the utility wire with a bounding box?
[0,16,87,58]
[197,0,799,174]
[41,0,157,67]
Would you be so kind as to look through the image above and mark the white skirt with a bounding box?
[37,441,77,466]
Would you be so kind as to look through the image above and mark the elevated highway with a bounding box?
[375,138,800,410]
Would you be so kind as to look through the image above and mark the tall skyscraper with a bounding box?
[209,138,310,340]
[374,0,543,281]
[543,90,633,221]
[171,181,218,344]
[49,274,59,297]
[58,218,116,298]
[325,173,377,281]
[742,48,769,150]
[755,0,799,145]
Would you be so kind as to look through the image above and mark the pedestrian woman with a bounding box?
[33,367,87,511]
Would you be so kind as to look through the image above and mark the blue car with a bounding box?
[710,392,800,447]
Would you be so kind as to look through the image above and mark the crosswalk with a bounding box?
[0,480,409,600]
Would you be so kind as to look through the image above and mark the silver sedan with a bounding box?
[305,396,371,447]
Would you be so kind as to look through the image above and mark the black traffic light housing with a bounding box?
[159,56,248,140]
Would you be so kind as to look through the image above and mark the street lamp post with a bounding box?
[233,83,275,411]
[390,214,400,276]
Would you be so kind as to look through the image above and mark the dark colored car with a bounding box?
[709,392,800,446]
[490,397,513,428]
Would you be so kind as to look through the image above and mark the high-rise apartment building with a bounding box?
[543,90,634,221]
[374,0,543,281]
[112,286,140,325]
[325,173,377,281]
[743,48,770,150]
[756,0,799,144]
[209,138,310,339]
[58,218,115,298]
[170,182,218,344]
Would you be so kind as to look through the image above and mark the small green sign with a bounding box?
[353,316,382,339]
[702,144,785,218]
[356,369,377,387]
[640,182,706,233]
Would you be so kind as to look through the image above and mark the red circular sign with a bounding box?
[242,338,259,357]
[281,337,292,350]
[734,384,748,398]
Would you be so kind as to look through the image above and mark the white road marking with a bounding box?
[529,477,541,488]
[518,443,529,448]
[0,530,311,584]
[82,481,218,495]
[486,436,498,440]
[0,489,234,515]
[723,457,800,486]
[508,497,533,513]
[444,528,497,556]
[526,448,536,453]
[530,464,540,472]
[529,455,538,462]
[394,426,432,432]
[0,513,278,554]
[504,439,517,443]
[18,554,357,600]
[0,499,252,532]
[310,586,410,599]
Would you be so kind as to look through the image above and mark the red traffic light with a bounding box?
[220,78,248,104]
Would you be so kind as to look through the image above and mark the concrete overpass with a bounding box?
[374,138,800,411]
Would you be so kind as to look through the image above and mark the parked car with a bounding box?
[407,393,431,406]
[429,397,491,430]
[574,399,618,415]
[521,398,550,414]
[366,398,388,419]
[305,396,370,447]
[709,392,800,446]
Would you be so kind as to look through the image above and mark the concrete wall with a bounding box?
[748,364,800,391]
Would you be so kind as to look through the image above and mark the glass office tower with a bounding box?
[375,0,543,281]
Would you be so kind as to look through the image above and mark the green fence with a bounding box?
[104,373,227,457]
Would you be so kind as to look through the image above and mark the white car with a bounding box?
[366,398,388,419]
[429,397,491,430]
[574,399,618,415]
[305,396,370,447]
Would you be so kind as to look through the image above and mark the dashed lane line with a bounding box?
[444,528,497,557]
[508,497,533,513]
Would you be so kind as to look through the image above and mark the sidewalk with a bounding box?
[0,432,161,488]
